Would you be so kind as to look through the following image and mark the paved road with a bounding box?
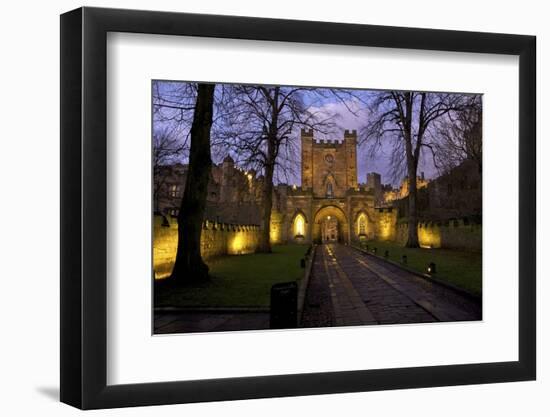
[154,311,269,334]
[301,243,481,327]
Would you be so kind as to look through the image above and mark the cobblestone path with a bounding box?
[301,243,481,327]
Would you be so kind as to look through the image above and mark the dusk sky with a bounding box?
[306,96,438,186]
[153,81,439,187]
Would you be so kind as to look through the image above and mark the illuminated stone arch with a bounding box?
[312,205,349,244]
[353,210,372,240]
[290,209,309,242]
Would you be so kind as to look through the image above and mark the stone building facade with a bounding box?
[155,156,263,224]
[389,159,482,251]
[274,129,395,245]
[154,128,481,252]
[155,128,397,246]
[391,159,481,221]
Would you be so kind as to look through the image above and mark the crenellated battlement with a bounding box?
[313,139,344,147]
[154,216,262,278]
[202,220,260,232]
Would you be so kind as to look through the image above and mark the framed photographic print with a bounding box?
[60,6,536,409]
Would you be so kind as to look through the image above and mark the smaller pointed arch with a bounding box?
[357,213,367,236]
[291,209,308,240]
[354,211,371,239]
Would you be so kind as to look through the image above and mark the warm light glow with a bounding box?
[418,225,441,249]
[231,234,245,253]
[228,230,256,255]
[270,223,281,244]
[293,213,306,237]
[380,224,392,239]
[356,213,367,236]
[376,213,395,241]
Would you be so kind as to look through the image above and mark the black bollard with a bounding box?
[270,282,298,329]
[300,258,306,268]
[402,255,408,265]
[373,247,377,255]
[427,262,436,274]
[384,250,389,259]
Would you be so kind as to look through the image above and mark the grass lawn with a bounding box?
[155,244,309,308]
[356,240,482,296]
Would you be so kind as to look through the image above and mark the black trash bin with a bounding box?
[270,281,298,329]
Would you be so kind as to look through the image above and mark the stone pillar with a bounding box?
[301,129,313,190]
[344,129,358,190]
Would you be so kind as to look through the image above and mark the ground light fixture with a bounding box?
[427,262,436,274]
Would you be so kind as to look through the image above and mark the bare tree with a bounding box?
[363,91,469,247]
[153,81,197,127]
[429,96,482,175]
[218,85,334,252]
[152,128,187,212]
[170,83,216,282]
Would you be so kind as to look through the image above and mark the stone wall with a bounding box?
[269,210,284,244]
[374,208,398,241]
[153,215,261,279]
[392,160,481,221]
[395,219,481,252]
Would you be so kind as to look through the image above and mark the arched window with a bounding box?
[294,213,305,237]
[326,182,333,198]
[357,213,367,236]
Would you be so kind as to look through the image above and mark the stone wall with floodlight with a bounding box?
[395,218,481,251]
[153,215,261,279]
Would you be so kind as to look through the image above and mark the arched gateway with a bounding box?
[275,129,395,245]
[312,205,349,244]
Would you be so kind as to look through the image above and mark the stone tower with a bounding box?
[343,129,358,190]
[300,129,359,198]
[366,172,382,204]
[301,128,314,189]
[220,155,235,202]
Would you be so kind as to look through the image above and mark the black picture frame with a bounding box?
[60,6,536,410]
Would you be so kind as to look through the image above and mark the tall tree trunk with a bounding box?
[398,93,420,248]
[257,88,280,253]
[405,166,419,248]
[258,132,275,253]
[170,84,215,282]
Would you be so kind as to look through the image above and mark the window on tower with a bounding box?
[170,184,180,197]
[326,182,333,198]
